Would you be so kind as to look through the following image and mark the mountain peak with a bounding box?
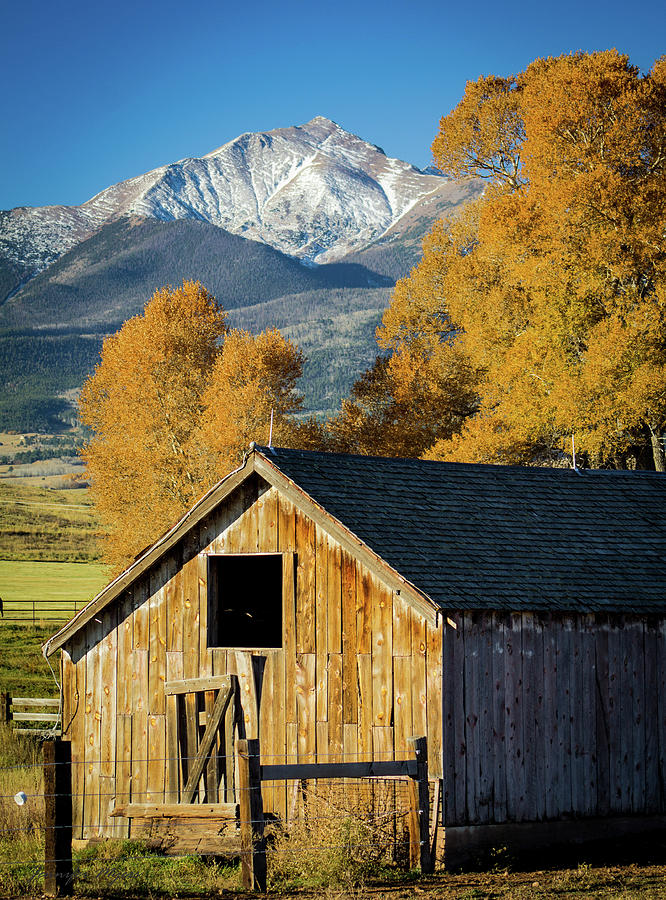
[1,118,478,284]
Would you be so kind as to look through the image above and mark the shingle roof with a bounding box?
[259,446,666,614]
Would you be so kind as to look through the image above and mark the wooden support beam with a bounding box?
[164,675,231,696]
[110,803,237,819]
[237,738,266,892]
[44,740,72,896]
[408,735,432,874]
[181,685,233,804]
[260,759,418,781]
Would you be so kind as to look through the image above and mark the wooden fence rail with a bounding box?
[1,692,61,735]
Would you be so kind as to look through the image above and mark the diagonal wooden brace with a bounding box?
[181,684,233,804]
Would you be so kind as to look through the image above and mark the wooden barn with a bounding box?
[45,445,666,866]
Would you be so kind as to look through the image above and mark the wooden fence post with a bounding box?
[407,735,432,874]
[1,692,10,726]
[237,737,266,891]
[44,739,73,896]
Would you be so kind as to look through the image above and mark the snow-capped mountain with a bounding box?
[1,117,468,291]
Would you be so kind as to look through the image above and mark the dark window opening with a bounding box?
[208,554,282,648]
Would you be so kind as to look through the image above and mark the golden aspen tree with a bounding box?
[380,50,666,469]
[197,327,305,479]
[79,281,228,570]
[80,285,310,571]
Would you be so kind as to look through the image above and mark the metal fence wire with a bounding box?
[0,736,436,895]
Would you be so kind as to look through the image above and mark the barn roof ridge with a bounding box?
[44,446,666,657]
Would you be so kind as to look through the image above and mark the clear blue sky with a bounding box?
[2,0,664,210]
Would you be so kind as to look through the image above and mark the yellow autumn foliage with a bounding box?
[79,282,309,571]
[382,50,666,469]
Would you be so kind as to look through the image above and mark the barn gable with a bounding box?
[52,454,444,844]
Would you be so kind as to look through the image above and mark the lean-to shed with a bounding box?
[45,446,666,864]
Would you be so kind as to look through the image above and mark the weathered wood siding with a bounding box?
[442,611,666,827]
[61,474,443,837]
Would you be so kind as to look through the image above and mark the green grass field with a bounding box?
[0,471,108,696]
[0,559,107,620]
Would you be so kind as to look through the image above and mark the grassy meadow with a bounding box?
[0,450,107,697]
[0,479,101,563]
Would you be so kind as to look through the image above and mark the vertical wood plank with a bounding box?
[166,550,183,654]
[504,612,523,822]
[204,690,219,802]
[70,633,86,839]
[341,551,357,725]
[328,653,343,763]
[183,539,201,775]
[296,653,316,762]
[282,551,297,724]
[464,614,479,824]
[131,578,150,824]
[84,623,103,837]
[569,616,585,815]
[100,606,117,836]
[657,619,666,812]
[519,613,536,823]
[608,619,623,813]
[295,512,315,654]
[595,618,611,816]
[270,649,286,817]
[411,610,428,745]
[631,619,646,814]
[477,612,493,824]
[356,565,372,655]
[580,614,596,817]
[259,486,279,551]
[343,723,358,762]
[393,656,412,756]
[372,725,393,761]
[392,594,411,657]
[234,650,260,740]
[557,616,573,816]
[371,583,392,728]
[149,564,167,716]
[532,614,546,821]
[198,552,213,678]
[452,614,466,824]
[146,713,166,804]
[543,614,559,819]
[619,618,632,812]
[327,541,342,654]
[426,617,443,781]
[442,617,457,826]
[117,593,134,716]
[315,531,329,723]
[644,618,659,814]
[491,612,507,824]
[357,653,373,762]
[115,715,132,838]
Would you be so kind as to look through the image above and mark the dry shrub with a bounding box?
[267,778,411,890]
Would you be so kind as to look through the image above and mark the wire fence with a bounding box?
[0,735,436,895]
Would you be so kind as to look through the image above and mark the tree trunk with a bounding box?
[650,431,666,472]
